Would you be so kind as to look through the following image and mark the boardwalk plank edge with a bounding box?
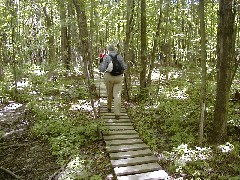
[105,126,134,130]
[106,143,149,153]
[117,170,168,180]
[111,155,159,167]
[103,129,138,136]
[109,149,153,159]
[105,139,143,146]
[104,134,140,140]
[114,162,161,176]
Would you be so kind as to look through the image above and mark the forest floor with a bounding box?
[0,102,60,179]
[0,102,114,179]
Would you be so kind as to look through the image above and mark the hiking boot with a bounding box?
[107,109,111,113]
[115,115,120,120]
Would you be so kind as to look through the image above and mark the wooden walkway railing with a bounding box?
[96,74,168,180]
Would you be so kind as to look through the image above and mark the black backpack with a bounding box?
[109,54,124,76]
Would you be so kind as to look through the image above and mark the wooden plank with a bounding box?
[101,102,125,104]
[105,126,134,130]
[106,144,148,153]
[101,110,127,113]
[103,119,131,123]
[104,134,140,140]
[109,149,153,159]
[111,155,158,167]
[102,116,129,120]
[101,115,128,118]
[104,112,128,116]
[101,115,129,119]
[117,170,167,180]
[105,139,143,146]
[101,106,125,109]
[103,129,138,136]
[104,122,132,126]
[114,163,161,176]
[101,108,126,112]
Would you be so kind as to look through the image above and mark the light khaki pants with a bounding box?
[104,72,123,115]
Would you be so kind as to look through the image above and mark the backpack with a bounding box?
[108,54,124,76]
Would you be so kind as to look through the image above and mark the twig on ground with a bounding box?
[0,166,22,179]
[0,143,29,149]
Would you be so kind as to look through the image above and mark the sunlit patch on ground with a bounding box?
[33,69,45,76]
[161,142,236,174]
[151,70,187,99]
[17,79,29,89]
[29,90,38,95]
[100,98,107,104]
[2,102,23,112]
[151,70,161,80]
[161,144,212,173]
[69,100,100,112]
[0,102,29,138]
[228,118,240,128]
[9,79,30,90]
[164,87,189,100]
[57,156,86,180]
[218,142,234,153]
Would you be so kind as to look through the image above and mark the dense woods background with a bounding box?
[0,0,239,179]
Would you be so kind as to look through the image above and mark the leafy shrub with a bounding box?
[28,99,102,165]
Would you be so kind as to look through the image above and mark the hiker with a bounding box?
[99,49,106,63]
[99,44,127,119]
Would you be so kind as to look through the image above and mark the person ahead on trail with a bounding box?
[99,49,106,63]
[99,44,127,119]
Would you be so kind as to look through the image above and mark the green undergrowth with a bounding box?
[0,66,110,178]
[28,99,103,165]
[127,67,240,179]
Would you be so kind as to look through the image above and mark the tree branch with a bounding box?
[0,166,21,179]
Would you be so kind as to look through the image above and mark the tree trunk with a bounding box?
[123,0,134,102]
[73,0,97,118]
[67,1,72,69]
[0,38,4,81]
[43,6,55,67]
[59,1,70,70]
[90,0,94,67]
[211,0,236,144]
[198,0,207,146]
[10,0,18,96]
[140,0,147,94]
[147,0,163,85]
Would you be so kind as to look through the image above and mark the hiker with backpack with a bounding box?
[99,49,106,63]
[99,44,127,119]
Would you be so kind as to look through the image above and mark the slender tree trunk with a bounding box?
[0,38,4,80]
[67,1,72,69]
[211,0,236,144]
[124,0,134,101]
[198,0,207,146]
[10,0,18,96]
[43,6,55,67]
[73,0,97,118]
[147,0,163,85]
[59,1,69,70]
[90,0,94,67]
[140,0,147,94]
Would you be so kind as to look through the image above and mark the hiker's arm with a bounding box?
[99,55,110,72]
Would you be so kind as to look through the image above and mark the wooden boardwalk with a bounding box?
[96,75,168,180]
